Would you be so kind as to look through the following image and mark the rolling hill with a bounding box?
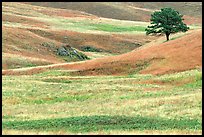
[2,2,202,135]
[2,2,157,69]
[26,2,202,25]
[68,29,202,76]
[2,29,202,76]
[2,2,202,74]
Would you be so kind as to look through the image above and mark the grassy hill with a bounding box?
[68,29,202,76]
[2,2,157,69]
[133,2,202,17]
[3,29,201,76]
[2,2,202,135]
[26,2,202,24]
[2,2,201,70]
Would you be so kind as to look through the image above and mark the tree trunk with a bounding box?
[166,33,170,41]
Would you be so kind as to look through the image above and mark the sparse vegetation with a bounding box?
[2,69,202,134]
[2,55,52,69]
[2,2,202,135]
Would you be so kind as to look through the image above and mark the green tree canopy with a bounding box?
[145,7,189,41]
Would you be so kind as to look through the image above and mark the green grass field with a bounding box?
[36,16,148,34]
[2,69,202,135]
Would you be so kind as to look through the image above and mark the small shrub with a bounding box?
[80,46,102,52]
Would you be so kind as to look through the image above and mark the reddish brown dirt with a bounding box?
[2,29,202,76]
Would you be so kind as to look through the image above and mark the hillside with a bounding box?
[66,29,202,75]
[2,2,202,74]
[2,2,157,69]
[2,29,202,76]
[26,2,202,25]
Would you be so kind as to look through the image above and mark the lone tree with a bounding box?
[145,7,189,41]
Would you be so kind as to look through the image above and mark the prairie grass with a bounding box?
[2,69,202,134]
[2,55,52,69]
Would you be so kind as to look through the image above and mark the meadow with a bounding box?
[2,69,202,135]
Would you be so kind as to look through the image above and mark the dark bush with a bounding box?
[80,46,102,52]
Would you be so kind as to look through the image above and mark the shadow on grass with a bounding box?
[3,115,201,133]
